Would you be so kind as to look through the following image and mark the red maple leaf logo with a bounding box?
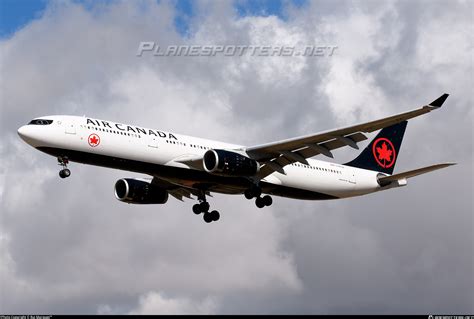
[376,142,392,162]
[372,138,396,169]
[88,134,100,147]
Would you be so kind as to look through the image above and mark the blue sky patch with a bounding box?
[0,0,308,39]
[174,0,194,37]
[0,0,48,38]
[235,0,306,20]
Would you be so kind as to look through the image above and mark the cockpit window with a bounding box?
[28,119,53,125]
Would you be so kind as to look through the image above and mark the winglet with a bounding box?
[429,93,449,108]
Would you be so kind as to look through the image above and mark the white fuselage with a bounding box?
[17,115,391,200]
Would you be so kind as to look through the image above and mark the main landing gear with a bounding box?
[58,156,71,179]
[192,192,220,223]
[244,185,272,208]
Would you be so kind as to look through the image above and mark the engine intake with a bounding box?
[114,178,168,204]
[203,149,259,176]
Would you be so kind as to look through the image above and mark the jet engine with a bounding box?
[203,149,260,177]
[114,178,168,204]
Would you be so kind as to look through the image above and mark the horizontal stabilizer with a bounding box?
[378,163,456,185]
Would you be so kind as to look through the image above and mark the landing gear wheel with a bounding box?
[244,189,254,200]
[192,204,202,215]
[203,213,213,223]
[59,169,71,179]
[210,210,220,221]
[263,195,272,207]
[57,156,70,179]
[245,186,262,200]
[199,201,210,212]
[255,197,265,208]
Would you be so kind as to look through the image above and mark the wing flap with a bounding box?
[151,176,198,201]
[257,132,367,178]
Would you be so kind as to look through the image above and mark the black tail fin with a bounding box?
[344,121,408,174]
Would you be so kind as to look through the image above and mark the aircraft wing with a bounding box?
[245,94,449,178]
[151,176,209,201]
[173,154,204,170]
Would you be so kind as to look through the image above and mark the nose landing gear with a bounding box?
[58,156,71,179]
[59,169,71,179]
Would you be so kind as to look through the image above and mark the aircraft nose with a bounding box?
[17,125,37,145]
[17,125,28,140]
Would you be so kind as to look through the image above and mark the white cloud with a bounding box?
[319,4,401,124]
[0,0,472,315]
[127,291,217,315]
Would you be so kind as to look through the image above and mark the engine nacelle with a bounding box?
[203,149,260,176]
[114,178,168,204]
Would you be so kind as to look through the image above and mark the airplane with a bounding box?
[17,94,455,223]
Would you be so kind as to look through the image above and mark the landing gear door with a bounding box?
[65,122,76,135]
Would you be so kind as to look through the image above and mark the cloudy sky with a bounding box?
[0,0,472,314]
